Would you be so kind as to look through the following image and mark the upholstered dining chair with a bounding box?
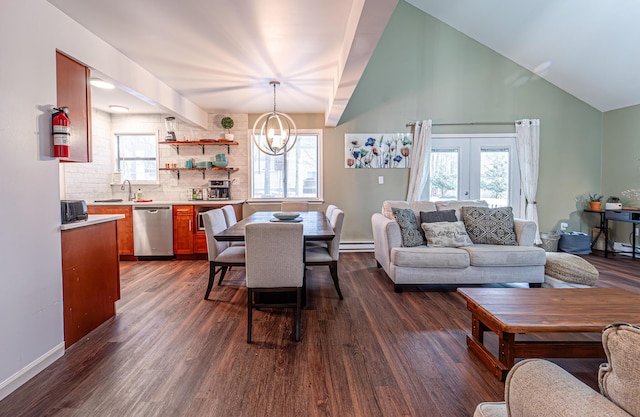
[245,222,305,343]
[304,208,344,300]
[281,201,309,212]
[325,204,338,219]
[202,208,245,299]
[221,204,244,247]
[307,204,339,250]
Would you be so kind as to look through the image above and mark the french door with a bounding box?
[427,134,522,216]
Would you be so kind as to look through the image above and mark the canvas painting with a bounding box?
[345,133,413,168]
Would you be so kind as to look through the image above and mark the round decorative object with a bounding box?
[221,116,234,130]
[273,212,300,221]
[214,160,228,168]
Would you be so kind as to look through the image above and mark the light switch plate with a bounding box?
[378,176,384,185]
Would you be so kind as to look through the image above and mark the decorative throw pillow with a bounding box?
[598,323,640,417]
[392,207,426,247]
[461,206,517,245]
[421,221,474,248]
[420,209,457,224]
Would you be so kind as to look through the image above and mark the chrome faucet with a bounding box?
[121,179,133,201]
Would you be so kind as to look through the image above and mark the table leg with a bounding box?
[466,314,510,381]
[498,331,515,371]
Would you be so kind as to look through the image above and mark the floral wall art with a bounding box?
[345,133,413,169]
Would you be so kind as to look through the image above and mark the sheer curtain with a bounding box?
[515,119,541,244]
[406,120,432,202]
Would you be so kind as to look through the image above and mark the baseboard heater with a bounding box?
[339,241,374,252]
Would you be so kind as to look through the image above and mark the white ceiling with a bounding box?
[406,0,640,112]
[51,0,640,123]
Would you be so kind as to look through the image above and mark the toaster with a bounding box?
[60,200,88,224]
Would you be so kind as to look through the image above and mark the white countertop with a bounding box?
[60,214,125,231]
[88,200,245,206]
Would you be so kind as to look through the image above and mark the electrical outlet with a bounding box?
[378,176,384,185]
[636,228,639,236]
[560,222,568,231]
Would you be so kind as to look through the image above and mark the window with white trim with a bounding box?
[114,133,158,183]
[249,130,323,201]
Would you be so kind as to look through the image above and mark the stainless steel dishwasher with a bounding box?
[133,205,174,256]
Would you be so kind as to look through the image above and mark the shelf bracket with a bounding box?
[202,170,206,180]
[226,144,230,154]
[172,144,180,154]
[176,170,180,180]
[199,144,205,154]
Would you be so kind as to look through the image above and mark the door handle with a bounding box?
[188,220,192,232]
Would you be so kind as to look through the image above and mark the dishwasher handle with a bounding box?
[133,206,172,212]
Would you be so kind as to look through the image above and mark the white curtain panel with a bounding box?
[515,118,541,244]
[406,119,432,202]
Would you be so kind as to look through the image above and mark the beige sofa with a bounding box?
[372,200,546,292]
[474,323,640,417]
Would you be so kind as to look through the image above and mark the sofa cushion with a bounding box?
[461,206,517,245]
[391,247,469,268]
[462,244,546,267]
[598,322,640,417]
[392,207,426,247]
[545,252,599,285]
[435,199,488,220]
[382,200,436,220]
[422,221,474,248]
[382,200,410,219]
[420,209,457,224]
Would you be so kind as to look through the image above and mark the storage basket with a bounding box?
[539,232,561,252]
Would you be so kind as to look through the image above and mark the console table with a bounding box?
[604,208,640,258]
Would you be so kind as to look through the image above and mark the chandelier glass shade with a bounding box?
[252,81,297,156]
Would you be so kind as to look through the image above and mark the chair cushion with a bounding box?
[391,247,469,268]
[392,207,426,247]
[462,244,546,267]
[421,221,473,248]
[420,209,457,224]
[215,246,246,263]
[598,323,640,417]
[461,206,517,245]
[305,245,331,262]
[473,402,507,417]
[544,252,599,285]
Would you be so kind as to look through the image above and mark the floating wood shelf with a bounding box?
[159,167,238,180]
[159,140,238,154]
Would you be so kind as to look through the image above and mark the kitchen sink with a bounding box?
[94,199,124,203]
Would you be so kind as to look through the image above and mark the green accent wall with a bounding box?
[324,1,603,242]
[602,104,640,245]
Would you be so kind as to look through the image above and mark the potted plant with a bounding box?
[605,196,622,210]
[221,116,234,141]
[588,193,603,210]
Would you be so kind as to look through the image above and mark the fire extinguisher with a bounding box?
[52,107,70,158]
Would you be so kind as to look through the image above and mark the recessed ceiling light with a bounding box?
[90,78,115,89]
[109,105,129,113]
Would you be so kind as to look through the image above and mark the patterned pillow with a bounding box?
[420,209,457,224]
[461,206,517,245]
[421,221,474,247]
[392,207,426,247]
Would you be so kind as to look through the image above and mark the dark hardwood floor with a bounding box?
[1,251,638,417]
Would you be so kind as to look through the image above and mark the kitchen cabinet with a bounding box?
[61,219,120,348]
[173,205,195,255]
[56,51,92,162]
[87,205,134,258]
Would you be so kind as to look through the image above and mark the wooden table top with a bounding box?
[214,211,335,242]
[457,287,640,333]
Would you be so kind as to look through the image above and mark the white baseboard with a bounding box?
[340,241,374,252]
[0,342,65,401]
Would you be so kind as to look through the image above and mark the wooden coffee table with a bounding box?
[457,287,640,380]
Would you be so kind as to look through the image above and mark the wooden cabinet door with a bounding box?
[56,51,92,162]
[173,205,194,254]
[87,205,134,255]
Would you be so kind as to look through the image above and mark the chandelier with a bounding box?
[252,81,297,156]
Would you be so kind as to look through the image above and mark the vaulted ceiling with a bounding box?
[49,0,640,126]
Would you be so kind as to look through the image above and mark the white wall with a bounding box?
[0,0,208,399]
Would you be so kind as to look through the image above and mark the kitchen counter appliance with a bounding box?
[60,200,88,224]
[133,205,174,257]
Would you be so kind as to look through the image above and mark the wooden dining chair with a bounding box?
[202,208,245,299]
[245,222,304,343]
[281,201,309,212]
[305,208,344,299]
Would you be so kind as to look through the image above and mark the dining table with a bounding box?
[214,211,335,244]
[214,211,335,306]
